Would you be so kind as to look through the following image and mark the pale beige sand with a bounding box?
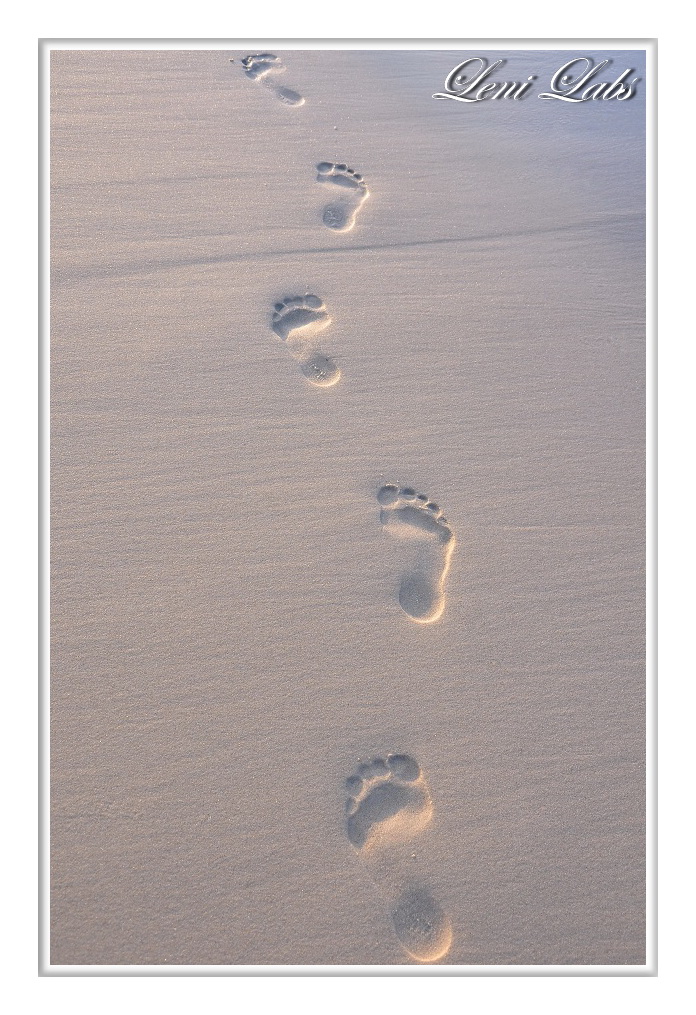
[50,49,645,965]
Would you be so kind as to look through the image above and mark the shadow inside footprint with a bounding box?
[398,574,439,620]
[300,355,339,386]
[272,305,328,341]
[347,782,413,849]
[275,86,304,106]
[392,887,453,963]
[345,753,431,851]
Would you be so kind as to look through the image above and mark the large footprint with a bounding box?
[240,53,305,106]
[270,294,340,387]
[316,162,370,232]
[377,485,455,623]
[345,754,452,963]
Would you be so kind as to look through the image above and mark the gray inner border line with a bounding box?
[41,37,656,44]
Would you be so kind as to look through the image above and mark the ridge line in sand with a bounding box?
[52,212,642,285]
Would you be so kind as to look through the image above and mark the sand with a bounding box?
[50,48,646,966]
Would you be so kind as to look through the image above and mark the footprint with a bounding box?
[240,53,305,106]
[270,294,340,387]
[377,485,455,623]
[344,754,452,963]
[316,162,370,232]
[346,753,432,849]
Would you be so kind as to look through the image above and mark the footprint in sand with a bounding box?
[345,754,452,963]
[241,53,305,106]
[377,485,455,623]
[316,162,369,232]
[270,294,340,387]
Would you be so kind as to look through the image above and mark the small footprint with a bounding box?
[270,294,340,387]
[240,53,305,106]
[316,162,370,232]
[344,754,452,963]
[377,485,455,623]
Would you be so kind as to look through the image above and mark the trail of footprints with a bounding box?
[234,52,454,962]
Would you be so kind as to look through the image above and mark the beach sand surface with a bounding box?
[50,49,645,965]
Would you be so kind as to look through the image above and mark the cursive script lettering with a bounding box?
[434,55,640,105]
[538,57,639,102]
[433,58,536,103]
